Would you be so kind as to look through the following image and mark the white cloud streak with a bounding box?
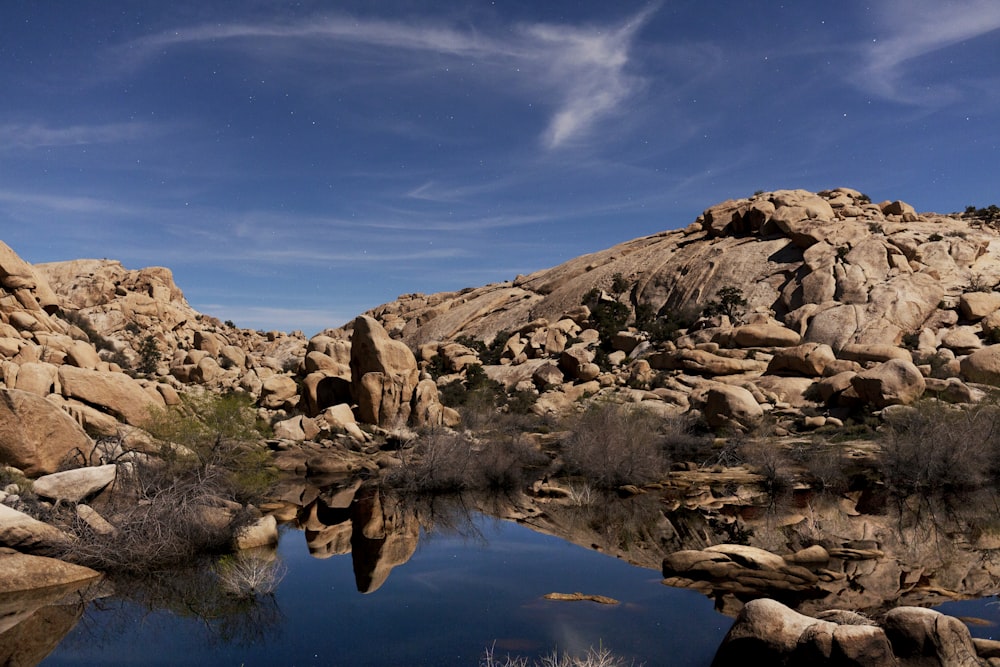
[0,122,154,150]
[123,7,657,149]
[861,0,1000,105]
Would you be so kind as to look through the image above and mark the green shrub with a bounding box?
[701,286,747,324]
[136,335,161,376]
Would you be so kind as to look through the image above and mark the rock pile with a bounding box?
[337,189,1000,433]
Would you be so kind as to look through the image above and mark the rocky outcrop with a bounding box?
[349,316,454,428]
[712,598,986,667]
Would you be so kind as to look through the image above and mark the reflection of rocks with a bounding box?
[512,479,1000,619]
[279,478,419,593]
[0,548,97,666]
[0,600,85,667]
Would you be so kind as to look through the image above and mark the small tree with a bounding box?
[702,286,747,324]
[136,335,161,376]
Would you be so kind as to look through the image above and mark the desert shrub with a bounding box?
[61,462,258,572]
[610,272,630,295]
[878,401,1000,494]
[455,332,511,366]
[482,644,640,667]
[660,414,714,463]
[788,441,852,492]
[737,438,794,494]
[58,392,276,572]
[215,552,286,597]
[701,286,747,324]
[61,309,115,352]
[438,364,524,429]
[385,429,545,494]
[560,402,666,488]
[582,289,630,352]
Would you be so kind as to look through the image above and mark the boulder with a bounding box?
[0,505,73,555]
[712,598,897,667]
[649,349,767,376]
[57,366,165,426]
[960,292,1000,321]
[350,316,420,427]
[940,326,982,354]
[0,547,99,595]
[260,375,299,410]
[235,514,278,550]
[850,359,925,408]
[882,606,985,666]
[700,385,763,430]
[766,343,836,377]
[13,362,58,396]
[31,464,118,503]
[733,324,801,348]
[0,389,93,476]
[838,344,911,365]
[960,345,1000,386]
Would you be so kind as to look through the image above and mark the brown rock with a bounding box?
[850,358,925,408]
[57,365,165,426]
[350,316,420,427]
[0,505,73,555]
[260,375,299,410]
[733,324,801,348]
[767,343,836,377]
[0,389,93,476]
[882,606,985,666]
[961,345,1000,386]
[960,292,1000,321]
[700,385,763,429]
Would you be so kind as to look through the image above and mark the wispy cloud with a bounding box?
[121,7,657,149]
[0,189,143,215]
[860,0,1000,105]
[0,121,155,150]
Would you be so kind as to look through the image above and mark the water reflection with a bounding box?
[25,474,1000,665]
[270,473,1000,621]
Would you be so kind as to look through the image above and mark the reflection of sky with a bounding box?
[935,597,1000,642]
[45,515,729,665]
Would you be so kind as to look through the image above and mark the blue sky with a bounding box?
[2,1,998,334]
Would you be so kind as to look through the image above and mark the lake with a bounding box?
[41,509,730,666]
[33,482,1000,666]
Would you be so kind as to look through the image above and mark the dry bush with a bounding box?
[738,438,795,495]
[385,429,546,494]
[879,401,1000,494]
[559,402,666,488]
[58,392,275,572]
[61,460,257,572]
[482,644,641,667]
[215,552,287,597]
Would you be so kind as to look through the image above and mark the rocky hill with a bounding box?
[356,188,996,352]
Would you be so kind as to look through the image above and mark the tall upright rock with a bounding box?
[349,316,422,427]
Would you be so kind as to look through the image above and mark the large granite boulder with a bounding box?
[712,598,985,667]
[349,316,420,427]
[57,366,165,426]
[850,359,926,408]
[31,464,118,503]
[0,389,93,476]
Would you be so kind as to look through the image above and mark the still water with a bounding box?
[42,514,731,666]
